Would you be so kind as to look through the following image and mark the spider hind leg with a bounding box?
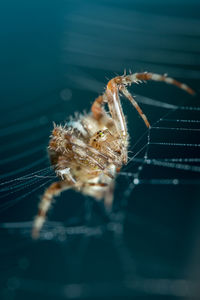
[32,181,72,239]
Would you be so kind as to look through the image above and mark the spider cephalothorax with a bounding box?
[32,72,194,238]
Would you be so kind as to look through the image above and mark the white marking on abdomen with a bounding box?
[69,120,87,136]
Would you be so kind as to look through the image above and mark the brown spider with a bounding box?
[32,71,194,238]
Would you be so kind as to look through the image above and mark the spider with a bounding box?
[32,71,194,238]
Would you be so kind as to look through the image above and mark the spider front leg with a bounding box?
[120,86,150,128]
[106,77,151,131]
[92,77,150,139]
[129,72,195,95]
[92,88,128,140]
[91,81,129,164]
[32,180,72,239]
[91,95,104,120]
[93,72,194,139]
[106,79,128,140]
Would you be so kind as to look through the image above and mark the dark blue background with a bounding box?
[0,1,200,299]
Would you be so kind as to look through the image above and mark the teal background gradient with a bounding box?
[0,1,200,299]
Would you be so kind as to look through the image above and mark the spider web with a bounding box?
[0,1,200,299]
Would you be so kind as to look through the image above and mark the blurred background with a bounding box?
[0,0,200,299]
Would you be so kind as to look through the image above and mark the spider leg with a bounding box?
[91,80,129,163]
[104,182,114,211]
[71,142,120,177]
[91,95,104,120]
[127,72,195,95]
[32,181,72,239]
[101,72,194,135]
[92,90,128,142]
[120,86,150,128]
[106,80,128,140]
[86,182,114,210]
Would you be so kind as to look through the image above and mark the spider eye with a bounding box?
[99,131,104,137]
[97,130,104,137]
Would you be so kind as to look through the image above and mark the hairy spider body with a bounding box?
[32,72,194,238]
[49,113,124,200]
